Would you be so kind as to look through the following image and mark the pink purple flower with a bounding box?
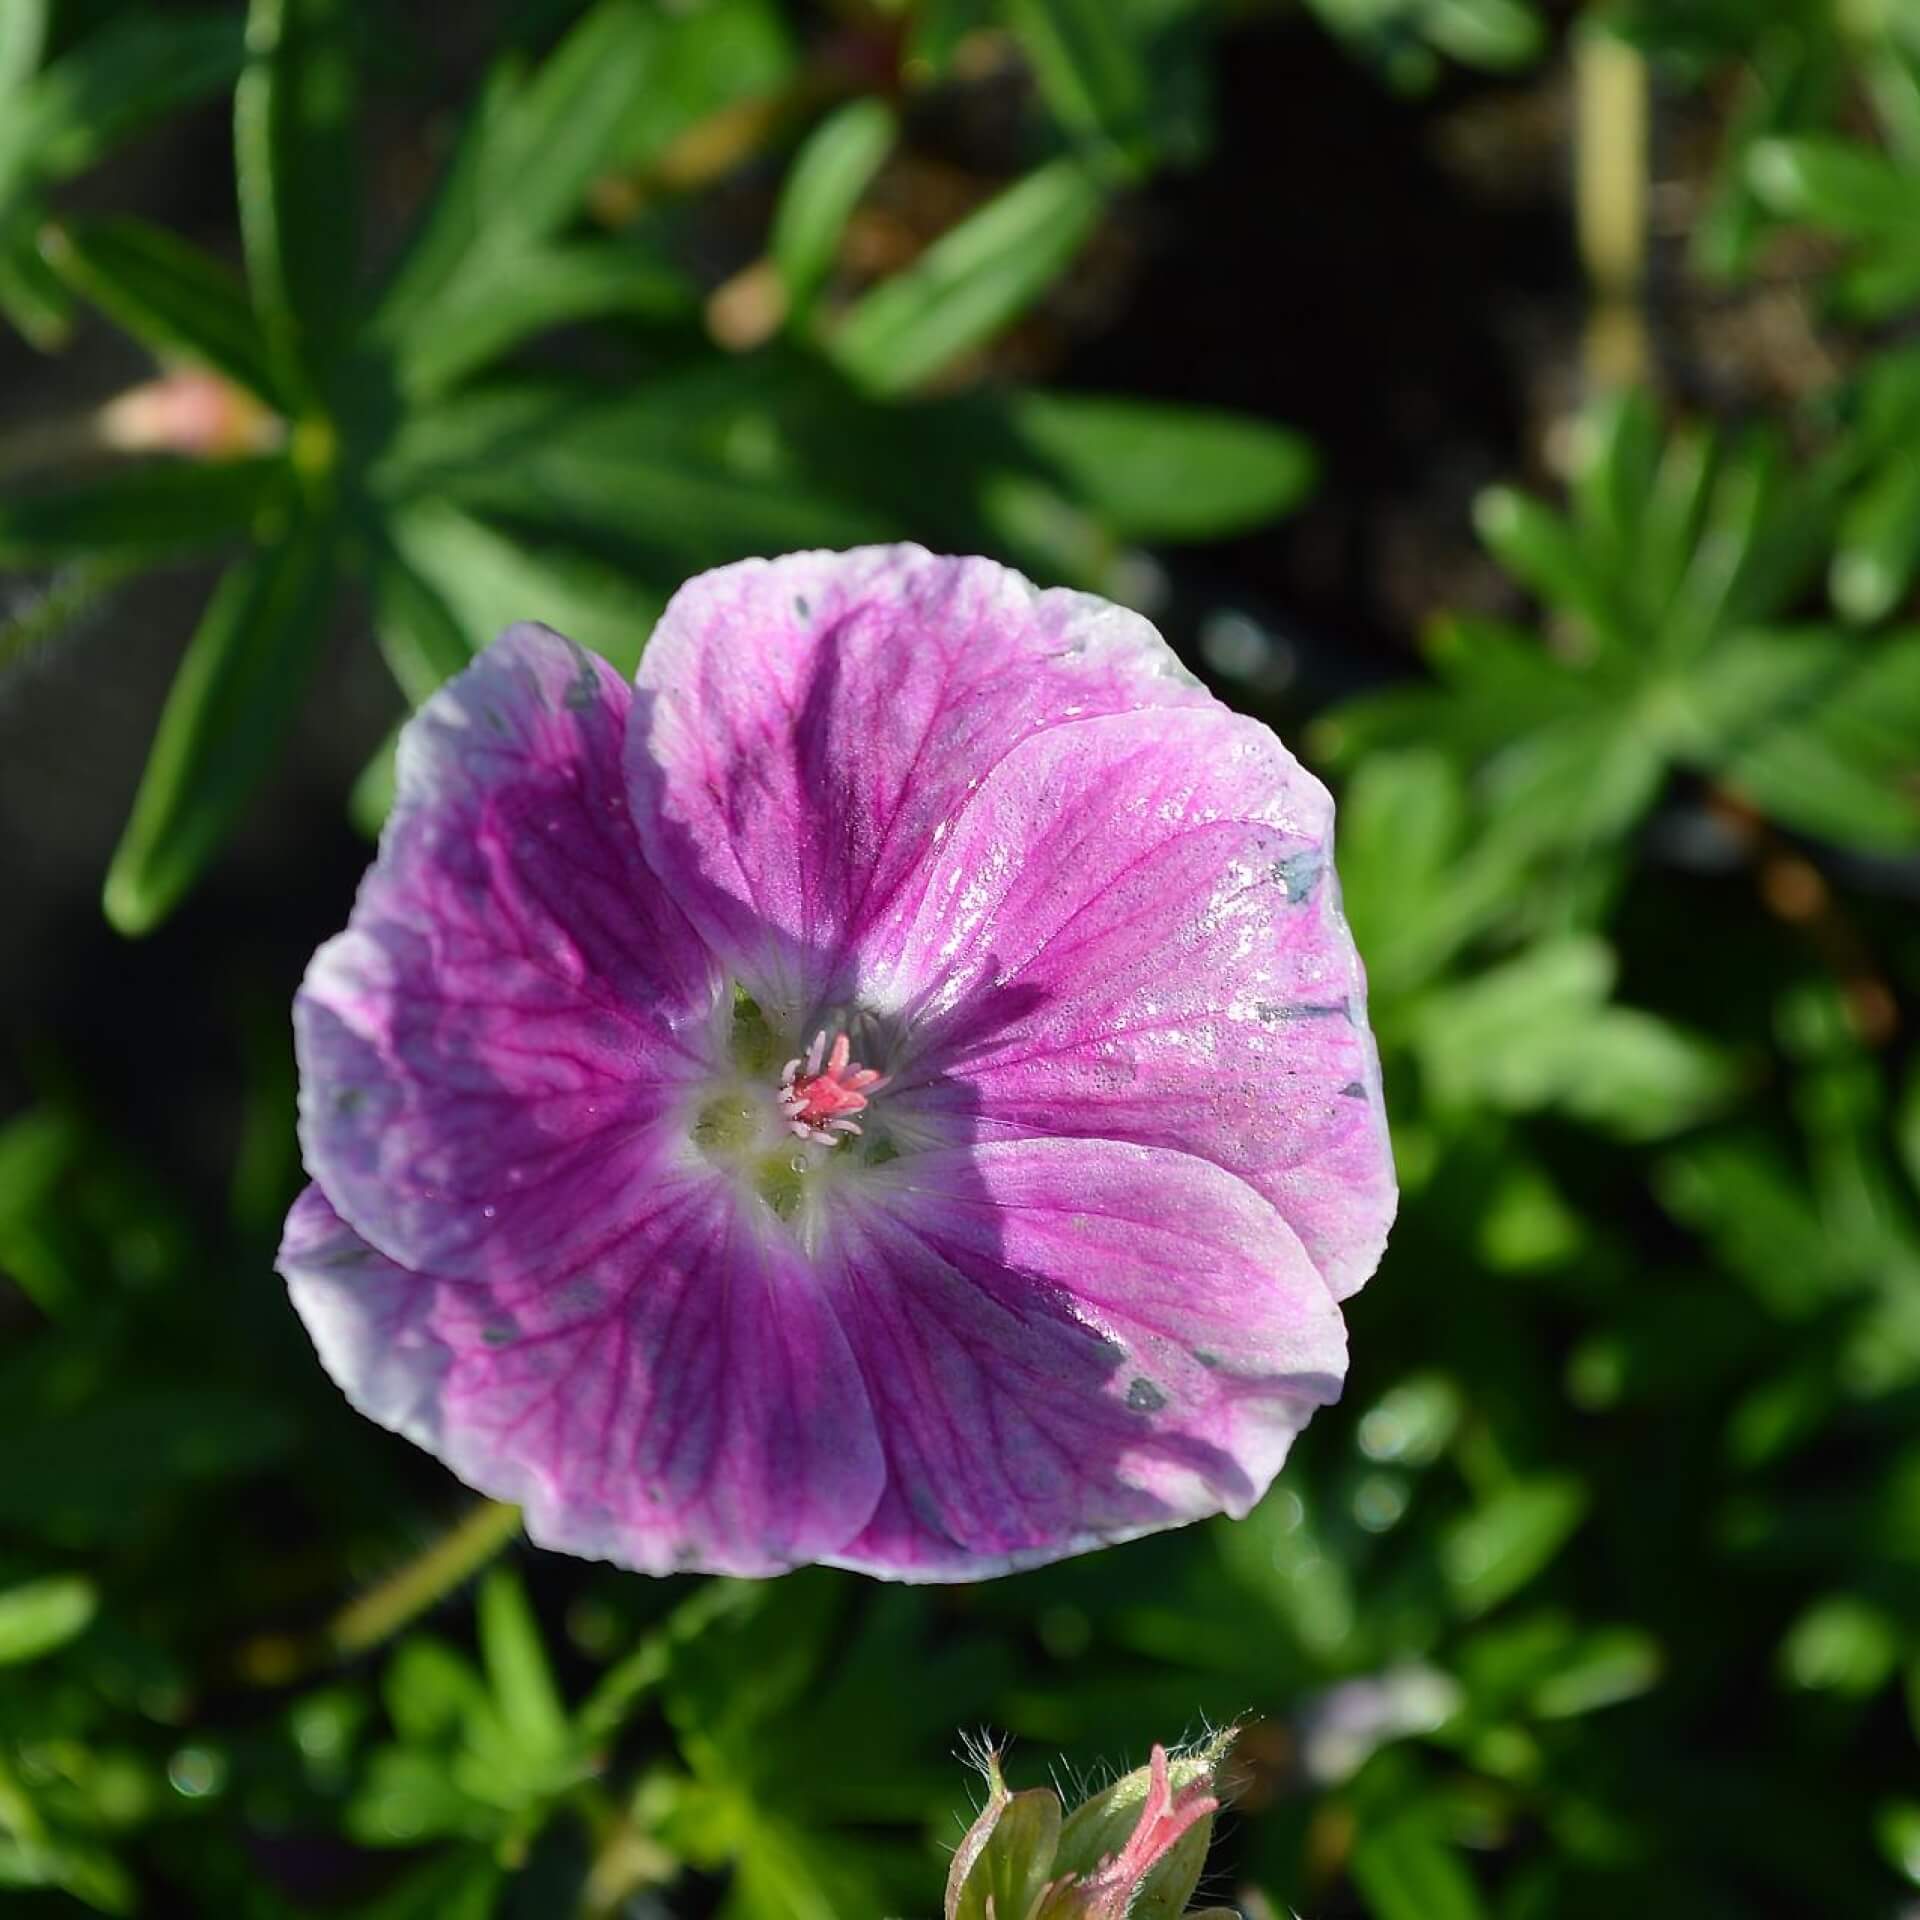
[279,546,1394,1580]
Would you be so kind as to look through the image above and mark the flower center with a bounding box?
[778,1029,885,1145]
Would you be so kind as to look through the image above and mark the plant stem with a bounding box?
[327,1499,523,1660]
[1575,22,1651,389]
[234,1501,526,1687]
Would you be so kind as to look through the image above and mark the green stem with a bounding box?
[327,1499,523,1659]
[574,1577,752,1750]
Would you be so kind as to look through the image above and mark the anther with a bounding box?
[777,1028,885,1145]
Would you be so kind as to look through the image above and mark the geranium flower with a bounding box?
[279,547,1394,1580]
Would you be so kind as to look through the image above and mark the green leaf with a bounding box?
[0,1106,76,1247]
[1487,705,1669,855]
[0,14,240,193]
[949,1787,1061,1920]
[475,1568,569,1761]
[346,1747,499,1849]
[1335,750,1511,1002]
[1528,1626,1663,1717]
[0,218,72,346]
[1474,484,1627,648]
[1688,627,1920,849]
[1831,449,1920,624]
[1440,1476,1588,1618]
[367,536,474,705]
[476,0,666,249]
[1571,385,1658,568]
[235,0,361,393]
[1673,427,1831,653]
[724,1810,897,1920]
[1747,135,1918,236]
[367,60,520,338]
[1004,0,1151,157]
[370,377,596,500]
[573,1578,756,1753]
[1781,1594,1901,1698]
[105,516,337,934]
[1835,239,1920,320]
[1425,0,1545,69]
[908,0,990,77]
[1546,1008,1740,1139]
[1876,1800,1920,1888]
[1411,936,1609,1109]
[383,1636,490,1747]
[374,0,792,340]
[41,216,279,401]
[1658,1136,1846,1322]
[1304,0,1540,85]
[1692,33,1838,280]
[386,498,664,676]
[1639,418,1715,615]
[595,0,791,183]
[396,237,695,400]
[0,0,48,99]
[1848,340,1920,455]
[1347,1800,1490,1920]
[0,460,278,565]
[773,99,897,322]
[831,160,1104,395]
[0,1831,136,1915]
[616,0,795,180]
[349,726,399,837]
[1898,1059,1920,1198]
[1006,389,1316,540]
[0,1575,96,1665]
[1412,922,1736,1135]
[436,388,896,574]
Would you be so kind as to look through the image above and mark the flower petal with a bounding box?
[626,546,1211,1017]
[279,1181,885,1576]
[296,624,719,1282]
[884,706,1394,1300]
[822,1138,1346,1581]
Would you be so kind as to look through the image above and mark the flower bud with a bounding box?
[946,1752,1064,1920]
[96,368,283,460]
[945,1732,1236,1920]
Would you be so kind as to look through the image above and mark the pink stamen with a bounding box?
[778,1028,885,1145]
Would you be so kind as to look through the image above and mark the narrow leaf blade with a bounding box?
[0,1575,96,1666]
[772,99,896,322]
[104,517,335,933]
[1004,0,1151,157]
[1008,389,1316,539]
[42,215,279,400]
[0,460,278,565]
[235,0,361,391]
[831,160,1104,395]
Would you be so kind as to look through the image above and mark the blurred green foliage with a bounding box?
[6,0,1920,1916]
